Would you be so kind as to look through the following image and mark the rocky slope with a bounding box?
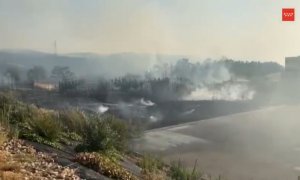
[0,139,80,179]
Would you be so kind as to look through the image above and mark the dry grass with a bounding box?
[13,154,35,163]
[0,125,22,180]
[59,110,87,134]
[169,160,201,180]
[75,152,138,180]
[0,132,7,146]
[0,151,7,163]
[142,170,168,180]
[27,109,61,141]
[1,171,22,180]
[0,163,21,172]
[137,153,168,180]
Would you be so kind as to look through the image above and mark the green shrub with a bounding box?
[0,93,133,153]
[0,93,64,147]
[169,160,200,180]
[138,154,164,173]
[0,108,11,131]
[80,116,118,152]
[59,110,87,135]
[102,115,129,151]
[9,105,33,125]
[26,110,61,141]
[12,105,63,143]
[77,114,130,153]
[61,132,82,141]
[0,94,15,127]
[6,125,19,139]
[0,92,15,109]
[0,94,18,139]
[0,132,7,146]
[75,152,138,180]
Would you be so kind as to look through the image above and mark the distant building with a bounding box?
[282,56,300,101]
[285,56,300,79]
[33,78,58,91]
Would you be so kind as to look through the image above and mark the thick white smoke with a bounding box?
[168,59,256,101]
[149,115,159,122]
[98,105,109,114]
[183,83,255,101]
[140,98,155,106]
[195,61,232,86]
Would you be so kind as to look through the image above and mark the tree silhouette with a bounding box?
[27,66,47,82]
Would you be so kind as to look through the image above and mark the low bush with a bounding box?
[27,110,61,141]
[138,153,164,173]
[0,104,19,139]
[0,132,7,146]
[169,160,201,180]
[77,114,130,153]
[59,110,87,135]
[75,152,138,180]
[0,94,14,131]
[0,93,133,153]
[136,153,169,180]
[15,108,63,148]
[102,115,129,151]
[0,93,62,146]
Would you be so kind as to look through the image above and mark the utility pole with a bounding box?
[54,40,57,56]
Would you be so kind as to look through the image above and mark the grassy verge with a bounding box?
[0,132,7,146]
[169,160,201,180]
[0,91,226,180]
[137,153,168,180]
[0,92,132,152]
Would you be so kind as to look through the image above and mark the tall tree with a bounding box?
[27,66,47,82]
[5,66,21,83]
[51,66,74,81]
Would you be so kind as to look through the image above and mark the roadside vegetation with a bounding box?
[0,91,226,180]
[0,92,138,179]
[75,152,138,180]
[137,153,168,180]
[0,92,132,151]
[0,92,145,179]
[136,154,225,180]
[169,160,201,180]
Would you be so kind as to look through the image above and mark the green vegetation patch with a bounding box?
[75,152,138,180]
[169,160,201,180]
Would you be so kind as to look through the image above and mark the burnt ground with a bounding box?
[146,100,263,128]
[15,88,267,130]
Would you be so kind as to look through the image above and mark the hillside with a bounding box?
[0,91,221,180]
[0,50,185,78]
[0,50,283,80]
[0,137,80,179]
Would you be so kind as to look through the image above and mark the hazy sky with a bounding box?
[1,0,300,64]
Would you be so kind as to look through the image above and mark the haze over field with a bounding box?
[1,1,300,179]
[1,0,300,64]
